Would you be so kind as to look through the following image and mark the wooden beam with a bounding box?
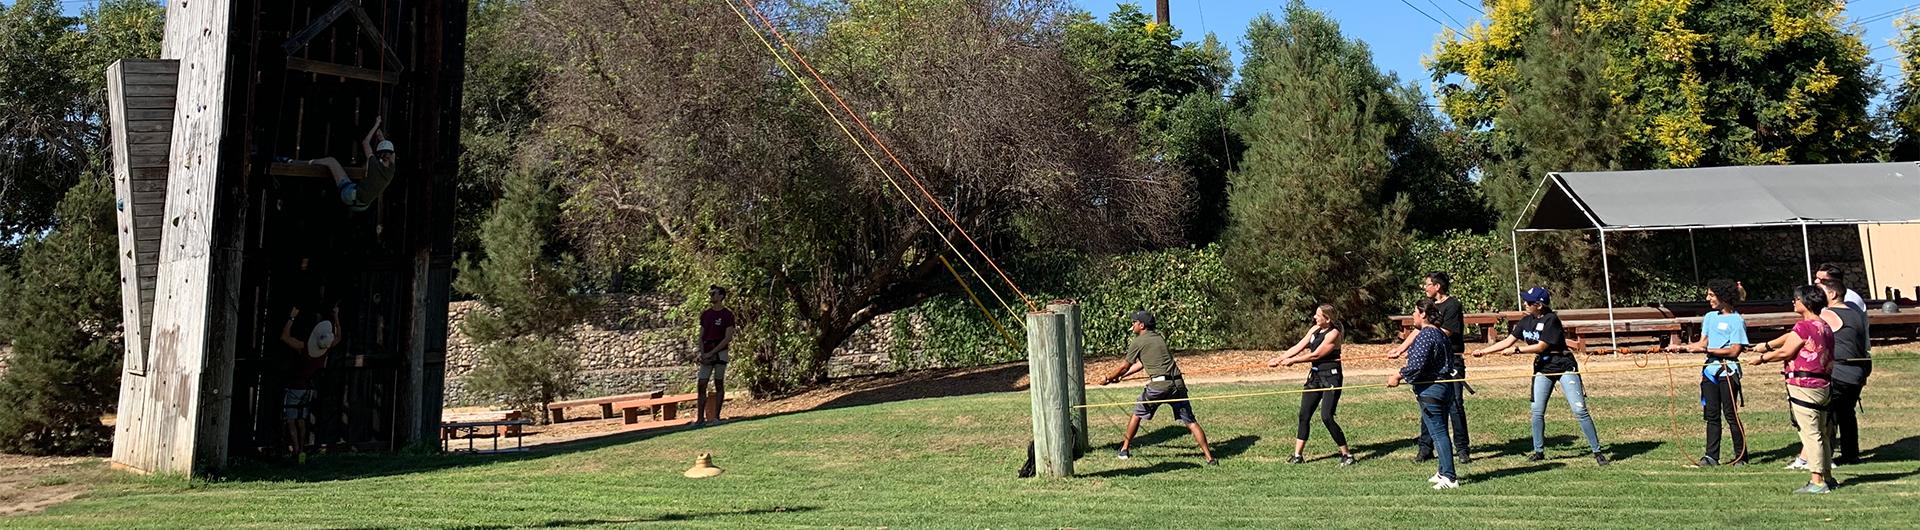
[348,5,408,74]
[286,57,395,84]
[281,0,359,55]
[270,161,365,180]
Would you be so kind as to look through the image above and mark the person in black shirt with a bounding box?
[1475,287,1609,466]
[1268,304,1355,466]
[1391,272,1471,463]
[1817,280,1871,465]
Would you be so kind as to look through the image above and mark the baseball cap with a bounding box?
[375,140,395,154]
[1521,286,1552,304]
[307,320,335,358]
[1130,310,1156,329]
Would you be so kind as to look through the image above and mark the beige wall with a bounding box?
[1860,224,1920,299]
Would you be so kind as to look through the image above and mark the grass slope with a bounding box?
[9,353,1920,529]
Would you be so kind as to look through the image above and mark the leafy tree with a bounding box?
[1889,15,1920,160]
[1064,4,1237,243]
[0,174,121,455]
[0,0,161,264]
[455,0,546,266]
[531,0,1183,392]
[453,162,589,416]
[1223,2,1410,343]
[1434,0,1878,178]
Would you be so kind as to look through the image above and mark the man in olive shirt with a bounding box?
[1099,310,1218,465]
[302,116,398,212]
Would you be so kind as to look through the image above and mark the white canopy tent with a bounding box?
[1511,162,1920,346]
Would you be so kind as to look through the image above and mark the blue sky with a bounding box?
[1073,0,1919,101]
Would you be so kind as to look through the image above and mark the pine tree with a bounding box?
[453,162,588,416]
[1223,3,1410,343]
[0,174,122,455]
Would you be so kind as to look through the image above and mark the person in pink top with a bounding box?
[1754,285,1836,494]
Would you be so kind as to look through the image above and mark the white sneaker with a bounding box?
[1429,473,1443,484]
[1432,477,1460,489]
[1785,458,1807,471]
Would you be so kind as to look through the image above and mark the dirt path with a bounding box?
[0,454,105,517]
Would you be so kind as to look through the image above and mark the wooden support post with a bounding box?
[1047,301,1089,453]
[1025,311,1073,478]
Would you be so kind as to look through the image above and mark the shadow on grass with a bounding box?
[1469,462,1564,482]
[1863,435,1920,462]
[1608,440,1663,462]
[327,506,823,529]
[1839,467,1920,488]
[1347,437,1415,462]
[1482,435,1575,460]
[1081,461,1202,478]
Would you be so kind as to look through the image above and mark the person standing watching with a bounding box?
[695,285,738,426]
[1100,310,1218,466]
[1389,298,1461,489]
[1754,285,1837,494]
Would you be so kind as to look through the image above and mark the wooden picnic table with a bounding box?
[441,418,533,454]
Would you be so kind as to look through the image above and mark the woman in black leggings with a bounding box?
[1269,304,1355,466]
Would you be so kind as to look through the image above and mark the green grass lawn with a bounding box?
[10,352,1920,529]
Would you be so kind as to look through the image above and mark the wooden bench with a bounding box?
[616,393,720,425]
[1389,312,1505,342]
[545,390,664,423]
[442,410,525,437]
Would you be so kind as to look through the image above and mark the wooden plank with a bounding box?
[129,155,168,170]
[126,131,172,146]
[117,60,178,75]
[106,60,147,381]
[285,57,396,84]
[123,96,175,110]
[124,121,173,133]
[130,143,169,158]
[121,84,176,98]
[132,190,166,206]
[121,74,179,87]
[130,167,168,182]
[269,161,364,180]
[281,0,358,55]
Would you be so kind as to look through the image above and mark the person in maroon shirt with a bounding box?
[280,304,341,462]
[696,285,739,426]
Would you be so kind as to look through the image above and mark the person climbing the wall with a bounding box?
[280,303,341,464]
[300,116,396,212]
[1099,310,1218,466]
[694,285,738,426]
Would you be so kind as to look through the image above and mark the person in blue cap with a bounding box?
[1474,287,1610,466]
[1099,310,1218,466]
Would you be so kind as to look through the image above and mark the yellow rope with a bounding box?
[718,0,1021,320]
[1076,353,1914,410]
[938,255,1021,351]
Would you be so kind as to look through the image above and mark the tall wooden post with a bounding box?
[1155,0,1170,25]
[1047,301,1088,452]
[1026,311,1073,477]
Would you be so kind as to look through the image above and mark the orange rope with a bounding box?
[737,0,1036,311]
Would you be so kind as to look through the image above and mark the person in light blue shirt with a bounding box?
[1667,279,1748,467]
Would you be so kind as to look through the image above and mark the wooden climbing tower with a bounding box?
[106,0,467,476]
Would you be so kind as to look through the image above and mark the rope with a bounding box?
[1076,353,1920,410]
[734,0,1037,311]
[937,255,1020,351]
[719,0,1022,320]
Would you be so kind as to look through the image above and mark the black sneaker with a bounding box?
[1527,452,1546,462]
[1339,454,1357,467]
[1116,449,1131,460]
[1205,458,1219,466]
[1286,454,1305,464]
[1456,452,1472,464]
[1696,456,1719,468]
[1414,451,1436,463]
[1593,453,1611,467]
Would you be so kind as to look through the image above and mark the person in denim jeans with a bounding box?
[1475,287,1610,466]
[1389,298,1461,489]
